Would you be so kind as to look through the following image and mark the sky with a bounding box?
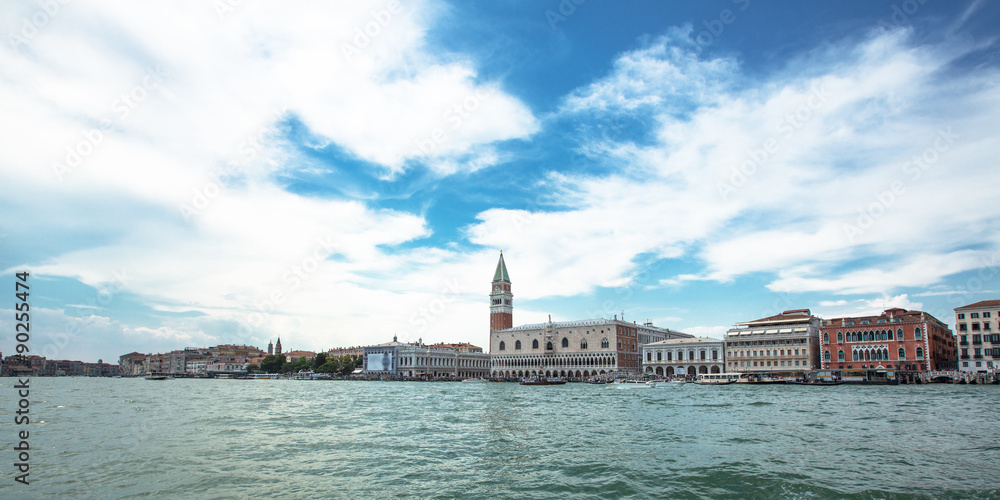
[1,0,999,363]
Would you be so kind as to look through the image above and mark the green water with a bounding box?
[1,378,998,499]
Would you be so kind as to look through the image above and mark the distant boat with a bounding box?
[788,380,845,386]
[145,373,170,380]
[695,374,740,385]
[613,379,655,389]
[520,377,567,386]
[461,377,487,383]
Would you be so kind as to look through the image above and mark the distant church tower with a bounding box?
[275,337,282,355]
[490,251,513,333]
[268,340,274,355]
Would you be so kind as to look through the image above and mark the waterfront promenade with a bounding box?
[2,377,998,499]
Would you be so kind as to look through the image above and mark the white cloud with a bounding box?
[680,325,728,340]
[470,28,1000,298]
[0,0,543,358]
[812,294,924,319]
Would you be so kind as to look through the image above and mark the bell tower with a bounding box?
[490,251,513,333]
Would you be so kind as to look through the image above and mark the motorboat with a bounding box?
[520,377,567,386]
[613,379,655,388]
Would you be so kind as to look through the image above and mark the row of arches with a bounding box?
[823,347,923,362]
[494,369,609,378]
[644,365,720,375]
[498,337,612,351]
[824,327,923,344]
[493,355,617,368]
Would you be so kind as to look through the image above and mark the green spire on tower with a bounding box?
[493,251,510,282]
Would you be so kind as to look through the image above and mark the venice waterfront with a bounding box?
[2,378,999,499]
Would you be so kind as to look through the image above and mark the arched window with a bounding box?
[882,348,889,360]
[898,348,906,359]
[499,341,505,351]
[823,332,829,343]
[515,340,521,350]
[601,338,609,349]
[838,350,845,361]
[915,328,922,339]
[580,339,588,349]
[896,328,903,340]
[837,332,843,343]
[532,339,539,349]
[916,347,924,358]
[562,337,569,348]
[824,351,831,361]
[546,342,553,350]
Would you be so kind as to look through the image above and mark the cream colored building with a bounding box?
[724,309,821,372]
[364,336,491,378]
[955,300,1000,373]
[642,337,725,377]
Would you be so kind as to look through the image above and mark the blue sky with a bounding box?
[2,0,999,362]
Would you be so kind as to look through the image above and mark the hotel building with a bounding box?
[642,337,725,377]
[954,300,1000,373]
[724,309,821,372]
[819,308,957,372]
[487,252,691,379]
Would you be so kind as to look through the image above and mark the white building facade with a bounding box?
[364,337,490,378]
[955,300,1000,373]
[642,337,725,378]
[724,309,822,372]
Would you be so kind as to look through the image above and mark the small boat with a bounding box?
[145,373,170,380]
[461,377,488,383]
[695,374,740,385]
[613,379,654,388]
[789,380,845,386]
[520,377,567,386]
[736,374,787,384]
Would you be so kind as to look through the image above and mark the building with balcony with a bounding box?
[955,300,1000,373]
[820,308,956,373]
[724,309,821,372]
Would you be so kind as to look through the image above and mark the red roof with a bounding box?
[958,300,1000,309]
[745,309,814,324]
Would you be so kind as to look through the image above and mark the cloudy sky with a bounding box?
[2,0,999,362]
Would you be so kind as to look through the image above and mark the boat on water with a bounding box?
[789,380,845,386]
[736,373,787,384]
[520,377,567,386]
[461,377,488,383]
[613,379,657,388]
[145,373,171,380]
[695,373,740,385]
